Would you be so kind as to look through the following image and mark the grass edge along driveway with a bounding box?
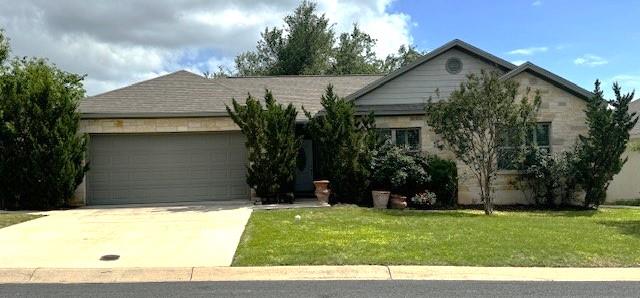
[0,213,42,229]
[233,206,640,267]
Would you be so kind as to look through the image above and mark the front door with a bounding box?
[294,140,314,193]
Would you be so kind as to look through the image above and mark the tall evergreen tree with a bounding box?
[304,85,378,204]
[0,29,8,65]
[331,24,382,74]
[574,80,639,207]
[381,45,424,73]
[0,56,88,209]
[226,90,302,200]
[235,1,334,76]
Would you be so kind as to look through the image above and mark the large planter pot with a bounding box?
[389,194,407,210]
[372,190,391,209]
[313,180,331,204]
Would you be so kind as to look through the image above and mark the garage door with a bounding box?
[87,133,248,205]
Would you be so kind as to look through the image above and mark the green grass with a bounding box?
[233,206,640,267]
[608,198,640,206]
[0,213,41,229]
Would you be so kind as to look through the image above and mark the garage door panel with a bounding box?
[87,133,248,205]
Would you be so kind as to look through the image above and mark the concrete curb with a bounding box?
[1,266,640,284]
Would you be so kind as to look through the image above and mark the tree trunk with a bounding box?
[483,195,493,215]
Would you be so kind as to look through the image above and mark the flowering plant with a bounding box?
[410,191,437,206]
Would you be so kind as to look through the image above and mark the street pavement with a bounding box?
[2,280,640,298]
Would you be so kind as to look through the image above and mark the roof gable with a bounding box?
[500,62,593,100]
[346,39,516,100]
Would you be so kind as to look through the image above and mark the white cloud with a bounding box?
[510,60,527,66]
[574,54,608,67]
[0,0,414,95]
[532,1,542,6]
[507,47,548,56]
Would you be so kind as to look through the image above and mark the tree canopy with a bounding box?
[425,71,540,214]
[232,1,423,76]
[0,54,88,210]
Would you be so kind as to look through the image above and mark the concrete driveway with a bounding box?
[0,202,252,268]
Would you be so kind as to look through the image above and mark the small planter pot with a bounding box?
[389,194,407,210]
[371,190,391,209]
[313,180,331,204]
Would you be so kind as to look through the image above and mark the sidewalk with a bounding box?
[2,266,640,284]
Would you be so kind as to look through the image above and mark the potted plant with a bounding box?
[370,143,431,209]
[389,194,408,209]
[313,180,331,204]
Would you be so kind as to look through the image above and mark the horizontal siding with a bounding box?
[355,48,505,105]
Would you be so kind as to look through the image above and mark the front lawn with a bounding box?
[0,213,41,229]
[233,206,640,267]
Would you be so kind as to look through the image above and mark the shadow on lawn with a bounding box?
[598,220,640,238]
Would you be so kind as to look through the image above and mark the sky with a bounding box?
[0,0,638,98]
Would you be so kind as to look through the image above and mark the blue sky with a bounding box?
[389,0,640,97]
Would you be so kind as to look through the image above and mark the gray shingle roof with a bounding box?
[631,99,640,138]
[79,70,382,120]
[500,62,593,101]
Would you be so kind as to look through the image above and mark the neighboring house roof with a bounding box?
[631,99,640,138]
[500,62,593,100]
[79,71,381,120]
[345,39,517,101]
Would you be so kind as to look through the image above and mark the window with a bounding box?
[497,123,551,170]
[377,128,421,151]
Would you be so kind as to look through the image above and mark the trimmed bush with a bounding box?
[425,155,458,207]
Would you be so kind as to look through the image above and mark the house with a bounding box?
[607,99,640,202]
[75,39,593,206]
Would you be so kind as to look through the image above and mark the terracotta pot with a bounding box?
[372,190,391,209]
[313,180,331,204]
[389,194,407,210]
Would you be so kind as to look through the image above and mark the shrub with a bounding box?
[0,58,88,210]
[226,90,301,201]
[425,155,458,207]
[516,146,580,207]
[370,142,430,197]
[304,85,377,204]
[410,191,437,209]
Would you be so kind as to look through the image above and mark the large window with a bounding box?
[377,128,421,151]
[497,122,551,170]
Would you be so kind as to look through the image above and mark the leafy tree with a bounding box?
[574,81,639,207]
[304,85,377,204]
[226,90,302,201]
[381,45,424,73]
[0,29,8,65]
[331,24,382,75]
[235,1,334,76]
[0,57,88,210]
[425,71,540,214]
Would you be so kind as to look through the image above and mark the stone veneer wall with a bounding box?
[70,117,241,206]
[374,71,588,205]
